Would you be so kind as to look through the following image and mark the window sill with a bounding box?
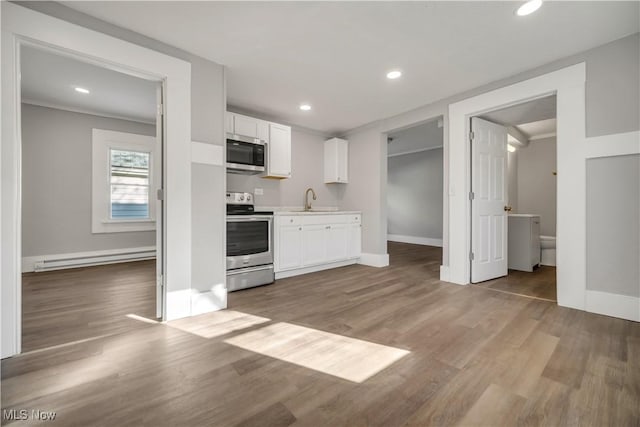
[101,218,155,224]
[92,219,156,234]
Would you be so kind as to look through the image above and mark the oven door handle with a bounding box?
[227,265,274,276]
[226,216,273,222]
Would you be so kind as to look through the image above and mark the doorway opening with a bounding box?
[386,117,444,265]
[19,43,164,352]
[470,95,557,301]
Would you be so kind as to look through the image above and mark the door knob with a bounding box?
[504,206,512,212]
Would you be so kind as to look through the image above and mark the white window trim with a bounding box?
[92,128,158,233]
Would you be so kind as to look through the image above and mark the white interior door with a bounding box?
[155,84,165,319]
[471,117,508,283]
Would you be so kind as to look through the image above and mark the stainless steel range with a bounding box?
[226,192,275,292]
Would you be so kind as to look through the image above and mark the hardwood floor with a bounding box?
[21,260,157,352]
[474,266,557,301]
[3,243,638,426]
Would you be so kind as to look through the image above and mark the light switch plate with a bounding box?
[254,188,264,196]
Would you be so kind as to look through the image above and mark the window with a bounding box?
[110,149,150,220]
[92,129,158,233]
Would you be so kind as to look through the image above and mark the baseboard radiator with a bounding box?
[23,246,156,273]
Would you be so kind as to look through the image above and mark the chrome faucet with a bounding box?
[304,188,317,211]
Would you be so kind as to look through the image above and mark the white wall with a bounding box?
[387,149,443,242]
[226,126,342,208]
[515,137,557,236]
[21,104,156,257]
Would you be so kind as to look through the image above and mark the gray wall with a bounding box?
[516,137,557,236]
[340,127,387,255]
[21,104,156,256]
[387,148,443,240]
[586,154,640,297]
[227,127,342,208]
[342,33,639,262]
[18,2,228,295]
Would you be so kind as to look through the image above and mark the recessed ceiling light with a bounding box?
[516,0,542,16]
[74,87,90,94]
[386,70,402,80]
[299,104,311,111]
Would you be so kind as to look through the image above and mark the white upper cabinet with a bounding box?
[257,120,270,143]
[324,138,348,183]
[232,113,260,139]
[265,123,292,179]
[225,112,234,134]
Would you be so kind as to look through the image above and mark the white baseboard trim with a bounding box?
[387,234,443,247]
[22,246,156,273]
[358,253,390,268]
[190,284,227,316]
[276,259,358,279]
[585,290,640,322]
[540,249,556,267]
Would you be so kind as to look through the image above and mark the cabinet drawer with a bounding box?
[302,215,349,225]
[279,216,302,226]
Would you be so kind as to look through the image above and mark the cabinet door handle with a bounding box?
[326,225,331,229]
[299,227,302,231]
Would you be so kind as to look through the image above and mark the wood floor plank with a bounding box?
[456,383,527,427]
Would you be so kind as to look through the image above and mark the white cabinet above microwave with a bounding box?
[226,112,268,141]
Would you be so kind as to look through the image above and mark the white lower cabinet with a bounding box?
[278,224,303,270]
[347,223,362,259]
[302,224,327,266]
[275,214,361,276]
[326,223,348,262]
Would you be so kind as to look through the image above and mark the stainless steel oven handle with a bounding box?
[226,216,273,222]
[226,265,274,276]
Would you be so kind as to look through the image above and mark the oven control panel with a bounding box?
[226,191,253,205]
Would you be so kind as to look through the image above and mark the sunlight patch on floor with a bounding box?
[224,322,410,383]
[126,314,160,324]
[167,310,271,338]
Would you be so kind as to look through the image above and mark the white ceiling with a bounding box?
[481,96,556,127]
[481,94,557,140]
[21,45,158,123]
[518,118,557,139]
[388,119,443,157]
[62,1,639,134]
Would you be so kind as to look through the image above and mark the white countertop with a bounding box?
[272,210,361,216]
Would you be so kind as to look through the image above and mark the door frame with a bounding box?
[1,3,192,358]
[444,63,586,311]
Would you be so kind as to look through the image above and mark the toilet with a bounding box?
[540,235,556,266]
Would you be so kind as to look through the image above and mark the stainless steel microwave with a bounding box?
[226,134,265,174]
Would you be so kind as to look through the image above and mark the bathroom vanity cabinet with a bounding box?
[508,214,541,272]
